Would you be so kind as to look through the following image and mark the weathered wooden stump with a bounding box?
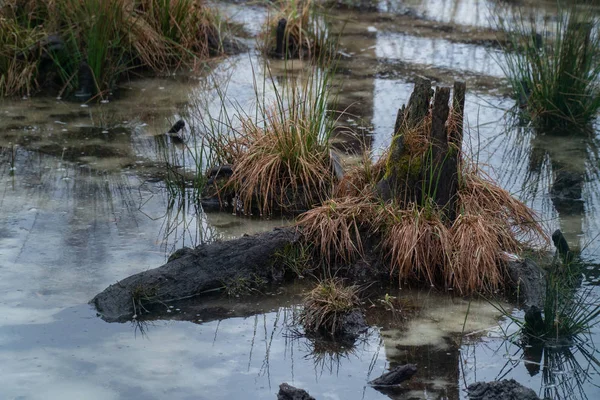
[377,79,466,221]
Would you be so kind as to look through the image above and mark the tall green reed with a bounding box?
[497,4,600,132]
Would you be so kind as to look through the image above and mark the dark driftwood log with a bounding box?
[91,227,297,322]
[277,383,316,400]
[369,364,418,386]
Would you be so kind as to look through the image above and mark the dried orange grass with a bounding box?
[381,204,451,287]
[398,115,431,156]
[301,277,361,335]
[230,106,333,215]
[297,197,377,264]
[448,214,506,294]
[459,165,548,247]
[260,0,324,59]
[334,151,387,198]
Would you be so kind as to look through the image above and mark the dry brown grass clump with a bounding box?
[296,156,548,295]
[449,214,508,294]
[135,0,226,62]
[0,18,44,96]
[381,204,452,287]
[397,115,432,156]
[334,150,387,198]
[459,164,547,246]
[443,163,548,293]
[297,196,378,264]
[300,278,361,336]
[229,104,334,215]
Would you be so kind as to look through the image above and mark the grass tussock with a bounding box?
[459,165,547,246]
[300,278,361,336]
[261,0,333,60]
[297,197,378,264]
[334,150,387,198]
[231,103,334,215]
[449,214,506,293]
[199,63,341,216]
[0,18,44,96]
[381,204,452,287]
[496,259,600,350]
[0,0,231,97]
[497,5,600,131]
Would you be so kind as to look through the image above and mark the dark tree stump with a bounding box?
[274,18,287,58]
[378,78,433,203]
[444,81,466,220]
[426,86,451,208]
[451,81,466,147]
[75,61,94,100]
[378,80,466,222]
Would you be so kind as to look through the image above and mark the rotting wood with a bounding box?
[426,86,451,208]
[91,227,298,322]
[378,79,466,222]
[444,81,466,221]
[378,77,433,203]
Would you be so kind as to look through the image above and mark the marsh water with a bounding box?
[1,1,600,399]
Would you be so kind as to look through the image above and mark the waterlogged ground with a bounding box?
[1,0,600,399]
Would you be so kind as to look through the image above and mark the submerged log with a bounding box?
[91,227,298,322]
[506,259,546,309]
[369,364,417,387]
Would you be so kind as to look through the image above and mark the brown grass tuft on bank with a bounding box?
[297,197,378,264]
[300,278,361,336]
